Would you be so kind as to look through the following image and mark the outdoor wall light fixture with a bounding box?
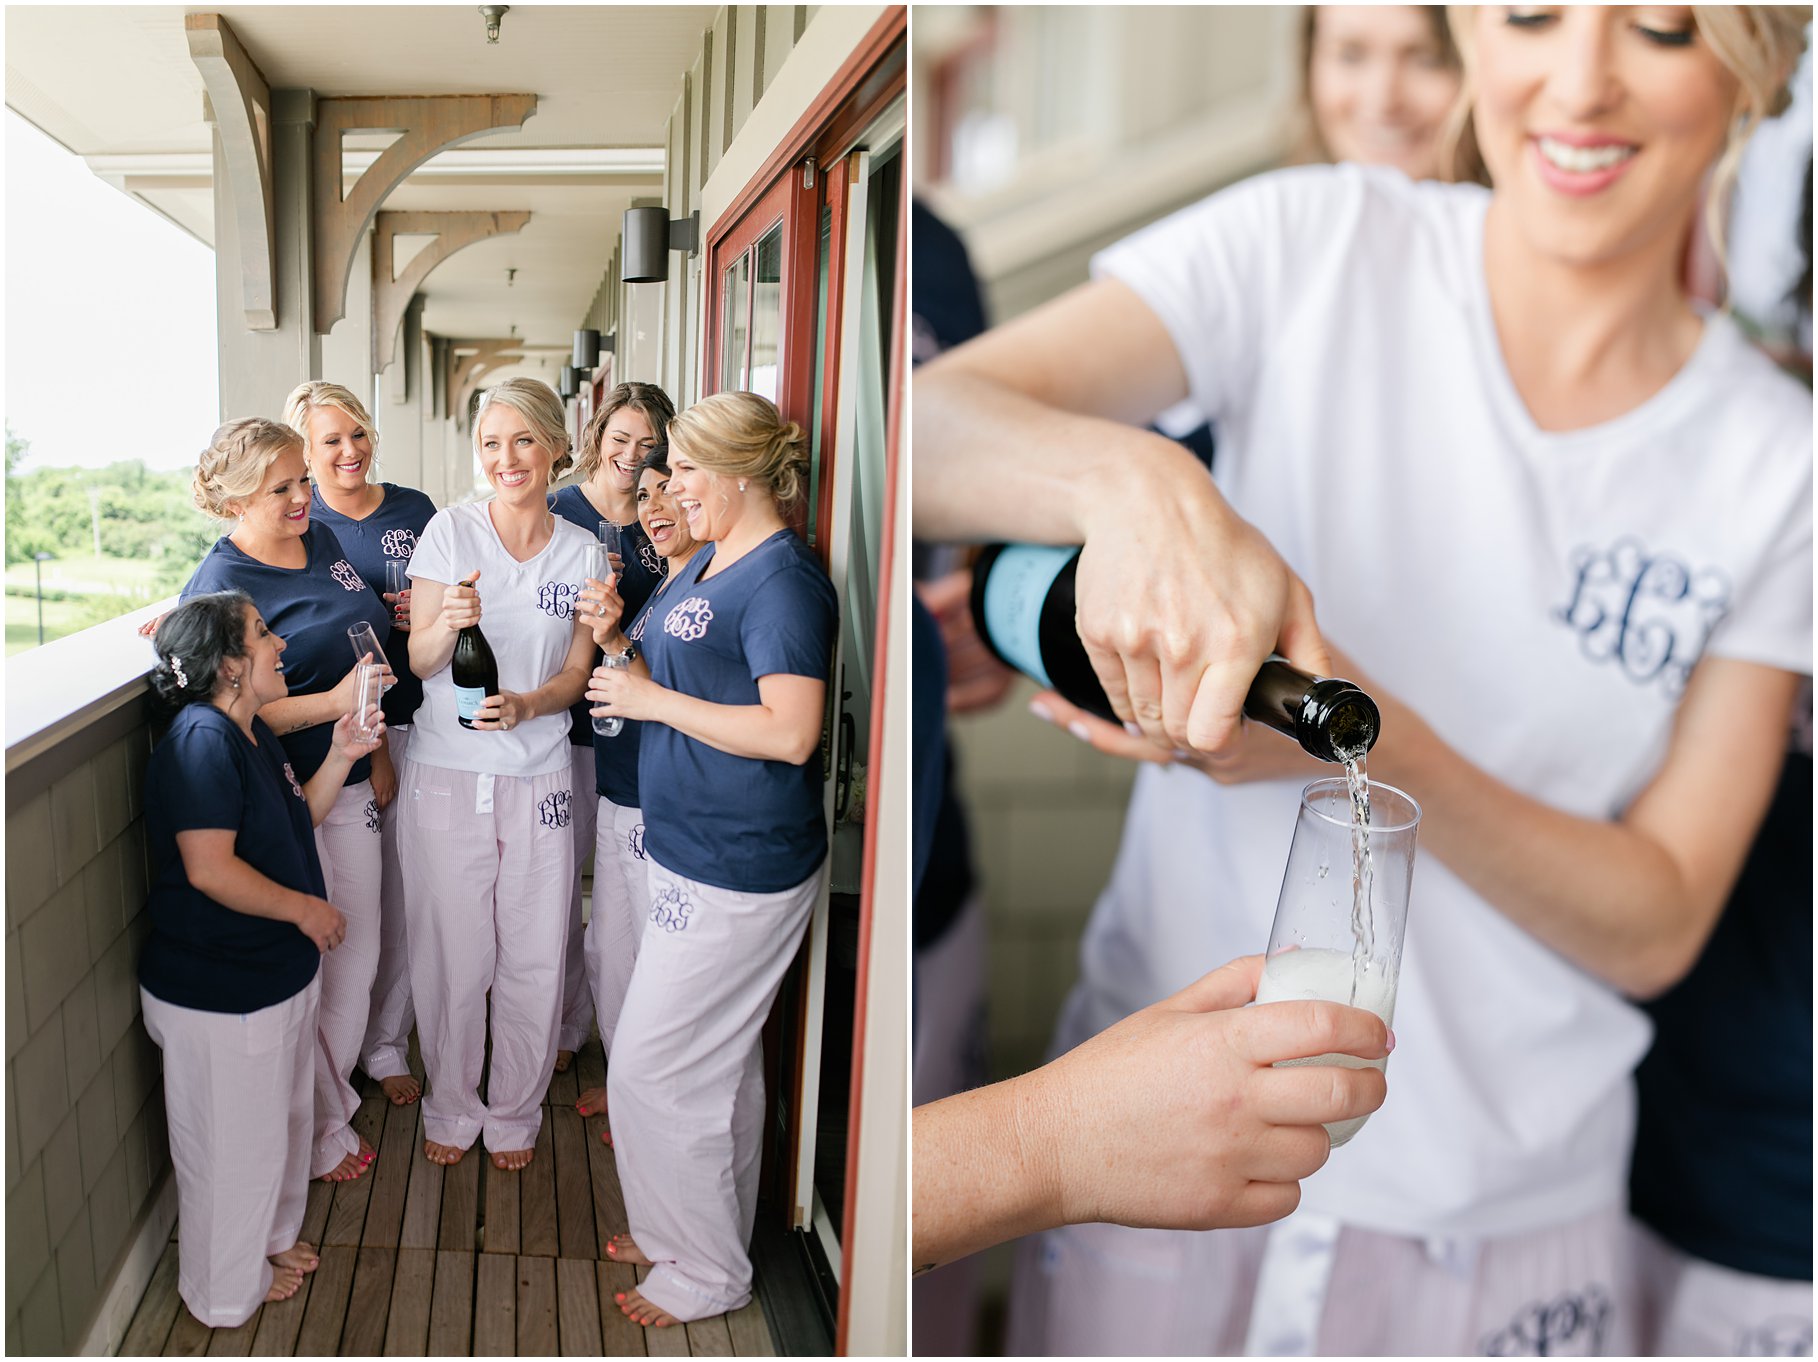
[559,365,578,400]
[479,5,508,44]
[622,206,700,283]
[571,329,620,374]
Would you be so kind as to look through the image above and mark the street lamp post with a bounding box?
[33,552,54,646]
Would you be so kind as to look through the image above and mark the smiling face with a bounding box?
[477,401,556,507]
[664,447,743,544]
[598,407,660,494]
[636,465,697,560]
[227,444,311,542]
[1310,6,1461,180]
[305,403,373,493]
[236,604,289,707]
[1472,6,1738,269]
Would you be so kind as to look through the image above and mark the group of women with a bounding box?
[139,376,836,1330]
[917,2,1811,1356]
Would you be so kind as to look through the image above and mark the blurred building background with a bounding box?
[912,6,1304,1350]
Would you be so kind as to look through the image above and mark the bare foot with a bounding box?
[271,1242,319,1274]
[265,1264,305,1303]
[553,1049,574,1073]
[491,1146,534,1172]
[318,1149,369,1183]
[614,1285,678,1328]
[357,1134,376,1165]
[605,1233,651,1266]
[380,1074,421,1105]
[575,1086,607,1117]
[423,1139,466,1166]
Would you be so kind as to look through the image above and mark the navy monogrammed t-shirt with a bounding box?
[139,707,323,1013]
[182,523,389,786]
[310,482,436,728]
[637,530,836,892]
[550,483,666,751]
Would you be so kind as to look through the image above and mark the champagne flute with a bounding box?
[352,662,384,741]
[1252,776,1420,1146]
[597,520,622,586]
[385,561,409,628]
[592,652,630,738]
[583,542,613,621]
[347,623,393,690]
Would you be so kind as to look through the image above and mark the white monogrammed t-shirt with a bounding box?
[1066,164,1812,1238]
[406,500,595,779]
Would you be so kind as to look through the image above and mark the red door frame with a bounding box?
[693,13,908,1349]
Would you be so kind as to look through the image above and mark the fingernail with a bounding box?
[1123,721,1143,737]
[1066,721,1093,743]
[1385,1028,1397,1055]
[1028,699,1054,723]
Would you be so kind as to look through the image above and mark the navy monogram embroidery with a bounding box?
[538,789,572,829]
[365,799,381,833]
[1481,1285,1611,1356]
[380,527,417,558]
[1554,537,1729,697]
[650,883,694,933]
[537,581,582,619]
[627,823,646,861]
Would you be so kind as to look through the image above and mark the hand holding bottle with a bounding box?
[441,572,483,632]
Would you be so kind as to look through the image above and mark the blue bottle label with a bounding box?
[454,685,486,723]
[980,544,1072,690]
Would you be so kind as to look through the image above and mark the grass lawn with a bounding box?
[4,552,167,596]
[5,594,100,655]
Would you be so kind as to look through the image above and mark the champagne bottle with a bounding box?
[969,543,1379,762]
[450,574,499,731]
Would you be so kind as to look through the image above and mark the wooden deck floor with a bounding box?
[117,1038,777,1356]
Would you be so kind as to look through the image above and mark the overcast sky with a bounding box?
[5,109,219,473]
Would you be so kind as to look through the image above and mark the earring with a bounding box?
[739,480,748,493]
[230,672,241,691]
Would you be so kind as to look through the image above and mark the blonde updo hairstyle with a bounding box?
[473,376,573,482]
[283,381,378,478]
[192,418,306,520]
[1441,5,1810,264]
[575,382,677,483]
[665,391,809,515]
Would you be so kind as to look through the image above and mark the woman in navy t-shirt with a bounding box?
[286,381,438,1109]
[584,392,837,1327]
[181,418,392,1186]
[141,589,381,1327]
[571,445,702,1127]
[547,382,675,1075]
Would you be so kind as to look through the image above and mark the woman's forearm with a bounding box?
[1368,661,1796,998]
[649,688,820,765]
[913,1074,1057,1276]
[257,692,338,737]
[410,623,457,680]
[183,849,314,927]
[517,662,591,723]
[301,751,355,826]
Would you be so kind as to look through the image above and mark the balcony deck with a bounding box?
[115,1038,775,1357]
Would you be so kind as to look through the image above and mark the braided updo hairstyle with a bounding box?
[148,590,254,716]
[192,419,306,520]
[664,391,809,515]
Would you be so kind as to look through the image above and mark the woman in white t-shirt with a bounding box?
[400,377,598,1173]
[918,6,1812,1355]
